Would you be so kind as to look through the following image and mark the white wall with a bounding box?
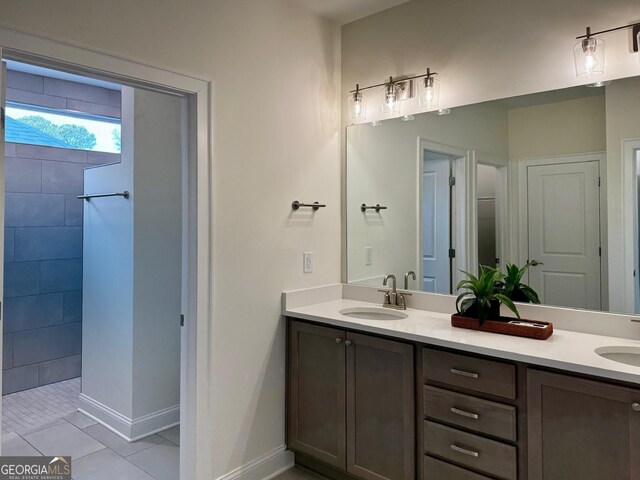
[341,0,640,121]
[82,86,182,438]
[0,1,341,477]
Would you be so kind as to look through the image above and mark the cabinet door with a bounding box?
[288,321,346,468]
[346,332,414,480]
[528,369,640,480]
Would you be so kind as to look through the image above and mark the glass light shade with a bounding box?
[418,76,440,109]
[381,82,400,115]
[573,37,605,78]
[348,90,366,123]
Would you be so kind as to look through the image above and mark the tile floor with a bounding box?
[3,378,80,434]
[1,379,180,480]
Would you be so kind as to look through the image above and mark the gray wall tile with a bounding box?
[13,323,82,367]
[16,144,87,163]
[5,143,17,157]
[66,99,121,118]
[6,71,44,93]
[5,228,15,263]
[44,78,110,105]
[38,354,81,385]
[3,365,39,394]
[40,258,83,293]
[4,262,40,298]
[4,293,64,334]
[5,157,42,193]
[5,193,65,227]
[4,334,14,370]
[63,290,82,324]
[14,227,82,261]
[109,90,121,107]
[65,194,84,226]
[7,88,66,109]
[87,152,121,165]
[42,161,85,194]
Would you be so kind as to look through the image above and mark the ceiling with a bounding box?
[291,0,411,25]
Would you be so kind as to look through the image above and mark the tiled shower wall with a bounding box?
[3,70,121,394]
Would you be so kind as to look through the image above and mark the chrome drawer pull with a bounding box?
[450,368,479,379]
[450,407,479,420]
[451,444,479,458]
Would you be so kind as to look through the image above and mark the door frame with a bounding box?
[516,152,605,297]
[622,139,640,314]
[416,138,474,292]
[0,26,212,480]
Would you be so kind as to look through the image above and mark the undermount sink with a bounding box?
[339,307,408,321]
[595,346,640,367]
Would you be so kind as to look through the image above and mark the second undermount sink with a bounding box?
[595,346,640,367]
[339,307,408,321]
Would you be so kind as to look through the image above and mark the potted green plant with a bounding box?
[452,264,554,339]
[455,265,520,325]
[499,260,542,304]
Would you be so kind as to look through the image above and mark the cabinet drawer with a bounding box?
[424,455,493,480]
[424,385,517,441]
[423,348,516,399]
[424,421,517,480]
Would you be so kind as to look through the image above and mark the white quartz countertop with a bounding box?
[284,298,640,386]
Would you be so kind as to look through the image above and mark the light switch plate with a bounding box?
[303,252,313,273]
[365,246,373,266]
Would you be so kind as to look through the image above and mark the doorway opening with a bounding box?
[1,59,183,479]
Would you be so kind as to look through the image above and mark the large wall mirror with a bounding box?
[346,75,640,315]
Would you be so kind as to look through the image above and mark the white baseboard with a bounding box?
[78,393,179,442]
[215,446,294,480]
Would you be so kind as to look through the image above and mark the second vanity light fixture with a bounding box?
[348,67,441,123]
[574,23,640,78]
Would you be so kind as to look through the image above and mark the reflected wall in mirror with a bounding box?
[346,76,640,315]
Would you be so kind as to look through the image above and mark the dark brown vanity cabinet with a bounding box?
[288,320,415,480]
[527,369,640,480]
[421,348,520,480]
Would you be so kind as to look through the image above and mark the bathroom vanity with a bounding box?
[284,286,640,480]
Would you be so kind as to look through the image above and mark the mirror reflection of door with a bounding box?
[422,150,452,293]
[526,159,602,310]
[477,164,498,269]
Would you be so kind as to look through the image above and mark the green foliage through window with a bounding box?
[19,116,97,150]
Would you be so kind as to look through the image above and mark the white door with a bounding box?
[422,152,451,293]
[527,161,601,310]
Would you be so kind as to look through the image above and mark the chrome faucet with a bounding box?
[379,274,412,310]
[404,271,416,290]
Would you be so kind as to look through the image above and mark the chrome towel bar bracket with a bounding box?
[78,191,130,202]
[361,203,388,212]
[292,201,326,211]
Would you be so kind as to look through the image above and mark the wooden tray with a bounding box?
[451,314,553,340]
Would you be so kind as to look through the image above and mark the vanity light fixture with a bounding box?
[574,23,640,78]
[348,67,441,123]
[371,120,383,127]
[402,115,415,122]
[348,84,366,123]
[586,80,612,87]
[437,108,451,116]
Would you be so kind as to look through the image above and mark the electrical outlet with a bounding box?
[303,252,313,273]
[365,246,373,266]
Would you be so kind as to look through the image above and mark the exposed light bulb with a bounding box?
[418,71,440,110]
[583,52,598,72]
[574,32,604,78]
[381,78,400,115]
[348,85,366,124]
